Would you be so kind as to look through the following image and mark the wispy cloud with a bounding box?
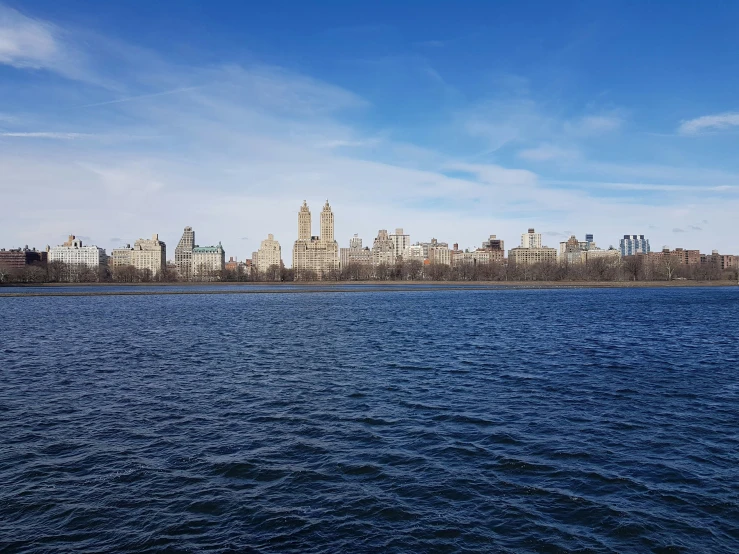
[678,112,739,135]
[565,115,622,136]
[673,228,685,233]
[518,144,579,162]
[77,87,202,108]
[0,131,91,139]
[0,4,57,69]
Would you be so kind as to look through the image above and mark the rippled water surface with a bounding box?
[2,288,738,553]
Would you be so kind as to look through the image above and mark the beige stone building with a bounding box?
[428,244,451,265]
[192,243,225,281]
[340,235,372,268]
[133,234,166,276]
[292,200,339,279]
[255,234,282,273]
[508,247,558,265]
[372,229,396,266]
[110,234,166,277]
[110,246,134,268]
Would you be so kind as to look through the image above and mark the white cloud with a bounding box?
[0,4,57,68]
[678,112,739,135]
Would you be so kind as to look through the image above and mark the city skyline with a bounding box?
[2,197,736,269]
[2,2,739,256]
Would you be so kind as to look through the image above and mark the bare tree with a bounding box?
[621,255,644,281]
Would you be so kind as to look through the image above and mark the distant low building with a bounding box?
[48,235,106,269]
[0,247,47,270]
[192,242,225,281]
[508,247,558,265]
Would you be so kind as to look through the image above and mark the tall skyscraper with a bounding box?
[292,200,339,279]
[320,201,334,242]
[620,235,650,257]
[298,201,312,241]
[175,226,195,280]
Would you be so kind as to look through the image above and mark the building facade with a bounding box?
[292,200,340,279]
[508,247,558,265]
[109,234,166,277]
[48,236,106,268]
[192,243,225,281]
[349,234,363,249]
[255,234,282,272]
[521,228,542,249]
[372,229,396,266]
[620,234,650,257]
[389,228,410,260]
[175,226,195,280]
[133,234,166,277]
[0,247,47,270]
[340,235,372,268]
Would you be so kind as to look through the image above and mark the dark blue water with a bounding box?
[2,288,738,552]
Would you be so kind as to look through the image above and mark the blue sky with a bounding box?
[1,0,738,258]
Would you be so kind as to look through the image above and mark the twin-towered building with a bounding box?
[292,200,339,278]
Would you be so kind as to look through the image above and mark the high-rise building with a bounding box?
[132,234,166,277]
[340,235,371,268]
[175,226,195,280]
[509,228,557,265]
[292,200,340,279]
[620,235,650,257]
[372,229,396,266]
[389,228,410,260]
[191,242,225,281]
[482,235,505,252]
[349,234,362,249]
[521,228,542,248]
[255,234,282,272]
[427,239,451,265]
[48,236,106,269]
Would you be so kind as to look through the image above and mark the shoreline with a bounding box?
[1,280,736,297]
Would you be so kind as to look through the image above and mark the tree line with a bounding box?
[1,257,737,284]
